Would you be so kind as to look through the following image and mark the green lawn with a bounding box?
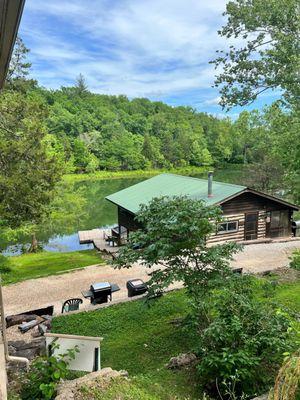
[1,249,104,285]
[52,277,300,400]
[52,290,201,399]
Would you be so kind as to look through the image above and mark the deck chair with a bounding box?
[61,298,83,313]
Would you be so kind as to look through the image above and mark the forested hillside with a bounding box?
[30,81,295,182]
[2,38,299,198]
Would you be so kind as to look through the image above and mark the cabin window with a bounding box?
[217,220,239,234]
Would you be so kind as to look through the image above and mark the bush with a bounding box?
[290,250,300,270]
[194,277,296,398]
[0,254,11,274]
[20,345,79,400]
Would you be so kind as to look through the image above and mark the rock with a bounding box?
[55,368,128,400]
[166,353,197,369]
[31,326,42,338]
[8,337,46,360]
[251,395,268,400]
[38,322,49,335]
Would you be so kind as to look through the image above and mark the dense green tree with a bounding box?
[74,74,89,97]
[213,0,300,108]
[0,90,64,250]
[142,134,165,168]
[114,196,239,297]
[5,36,33,90]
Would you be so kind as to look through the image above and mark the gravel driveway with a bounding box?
[3,240,300,316]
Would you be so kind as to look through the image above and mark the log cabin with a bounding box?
[105,173,299,244]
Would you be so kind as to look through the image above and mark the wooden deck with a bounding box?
[78,229,120,256]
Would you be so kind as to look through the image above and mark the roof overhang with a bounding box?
[0,0,25,89]
[218,188,299,211]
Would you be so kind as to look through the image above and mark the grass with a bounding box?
[52,277,300,400]
[79,373,198,400]
[63,165,211,183]
[1,249,104,285]
[52,290,202,399]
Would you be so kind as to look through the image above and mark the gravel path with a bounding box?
[3,240,300,316]
[231,240,300,273]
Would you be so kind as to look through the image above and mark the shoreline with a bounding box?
[63,165,213,183]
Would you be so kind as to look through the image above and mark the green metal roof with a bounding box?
[105,173,246,214]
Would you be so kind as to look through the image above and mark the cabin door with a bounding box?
[266,210,290,238]
[244,212,258,240]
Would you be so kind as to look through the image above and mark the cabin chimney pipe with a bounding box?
[208,171,213,197]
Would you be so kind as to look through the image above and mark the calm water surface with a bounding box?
[2,167,246,255]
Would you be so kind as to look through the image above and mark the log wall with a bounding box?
[117,191,295,244]
[207,211,267,244]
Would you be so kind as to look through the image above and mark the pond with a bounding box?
[1,166,247,255]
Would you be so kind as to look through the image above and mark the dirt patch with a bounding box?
[55,368,128,400]
[258,267,300,284]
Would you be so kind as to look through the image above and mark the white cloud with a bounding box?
[203,96,221,106]
[20,0,231,98]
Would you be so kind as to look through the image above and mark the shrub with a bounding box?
[194,277,296,398]
[0,254,11,274]
[290,250,300,270]
[20,345,79,400]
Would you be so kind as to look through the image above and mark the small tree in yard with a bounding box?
[195,276,297,398]
[114,197,298,399]
[113,196,240,298]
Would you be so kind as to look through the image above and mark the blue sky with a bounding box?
[19,0,278,117]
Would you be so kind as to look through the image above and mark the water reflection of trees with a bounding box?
[0,169,250,252]
[0,178,143,251]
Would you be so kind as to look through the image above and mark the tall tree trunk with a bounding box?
[29,233,38,253]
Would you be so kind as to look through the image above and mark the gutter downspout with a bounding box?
[0,278,29,368]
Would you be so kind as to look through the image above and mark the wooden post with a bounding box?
[0,279,7,400]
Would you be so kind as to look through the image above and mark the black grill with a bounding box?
[90,282,112,304]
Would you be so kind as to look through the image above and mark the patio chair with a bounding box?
[61,298,83,313]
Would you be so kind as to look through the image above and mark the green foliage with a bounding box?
[1,249,103,285]
[5,36,34,90]
[80,377,160,400]
[52,278,300,400]
[52,290,202,399]
[21,345,79,400]
[0,90,64,230]
[114,196,240,297]
[213,0,300,108]
[0,253,11,274]
[195,277,297,397]
[290,251,300,271]
[52,290,193,374]
[41,86,298,199]
[63,165,210,183]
